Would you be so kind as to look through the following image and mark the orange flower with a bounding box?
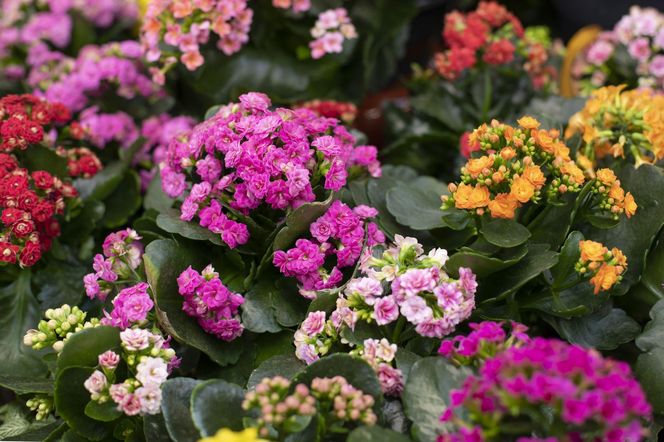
[608,184,625,202]
[624,192,637,218]
[596,169,617,186]
[560,161,585,185]
[579,240,607,262]
[534,129,555,154]
[522,165,546,188]
[465,156,494,178]
[517,116,540,130]
[611,247,628,267]
[590,263,620,294]
[510,176,535,203]
[488,193,519,219]
[454,183,490,209]
[552,142,571,161]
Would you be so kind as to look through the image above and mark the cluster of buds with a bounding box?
[566,85,664,166]
[309,8,357,59]
[83,328,179,416]
[576,240,628,294]
[23,304,99,352]
[438,321,530,367]
[26,395,53,421]
[442,117,617,221]
[433,2,556,90]
[295,100,358,124]
[242,376,317,439]
[350,338,404,396]
[243,375,376,440]
[592,168,637,220]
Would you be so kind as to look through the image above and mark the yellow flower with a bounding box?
[517,116,540,130]
[488,193,519,219]
[199,428,267,442]
[510,176,535,203]
[579,240,607,263]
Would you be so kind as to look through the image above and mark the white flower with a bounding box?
[375,338,397,363]
[120,328,151,351]
[136,357,169,388]
[135,385,163,415]
[425,248,449,267]
[84,370,108,398]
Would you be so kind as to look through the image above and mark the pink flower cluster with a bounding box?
[438,338,652,442]
[84,327,178,417]
[28,41,161,114]
[137,114,196,190]
[140,0,253,81]
[273,201,385,297]
[438,320,530,367]
[79,107,138,149]
[83,228,144,300]
[176,264,244,341]
[101,283,153,329]
[161,92,380,249]
[309,8,358,59]
[577,6,664,92]
[356,338,404,397]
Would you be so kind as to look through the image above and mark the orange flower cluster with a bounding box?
[566,85,664,167]
[593,168,638,219]
[576,240,628,294]
[442,117,586,219]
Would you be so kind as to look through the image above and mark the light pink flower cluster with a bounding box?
[576,6,664,92]
[84,327,179,417]
[309,8,358,59]
[161,92,380,249]
[78,107,138,149]
[83,228,144,301]
[176,264,245,341]
[438,320,530,367]
[28,41,162,114]
[353,338,404,397]
[438,338,652,442]
[271,0,311,13]
[273,201,385,298]
[140,0,253,82]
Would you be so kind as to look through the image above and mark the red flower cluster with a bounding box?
[0,95,70,152]
[0,154,77,266]
[57,147,103,179]
[434,1,554,88]
[296,100,358,124]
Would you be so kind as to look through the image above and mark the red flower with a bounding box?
[18,190,39,211]
[1,208,25,225]
[78,154,102,177]
[0,242,19,264]
[3,175,29,197]
[460,132,481,158]
[19,241,42,267]
[31,170,54,189]
[12,219,35,237]
[31,201,55,223]
[483,39,515,65]
[0,153,17,174]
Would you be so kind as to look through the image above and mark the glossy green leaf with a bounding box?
[247,353,305,390]
[19,145,68,177]
[549,231,584,289]
[348,426,411,442]
[156,211,224,246]
[191,379,246,436]
[144,175,173,213]
[143,413,172,442]
[74,162,126,202]
[84,401,122,422]
[161,378,201,442]
[386,176,447,230]
[402,357,470,442]
[445,244,528,278]
[102,170,143,229]
[0,376,53,394]
[56,327,120,373]
[480,218,531,248]
[273,194,333,251]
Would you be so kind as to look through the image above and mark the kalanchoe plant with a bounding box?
[437,337,653,441]
[572,6,664,94]
[566,85,664,167]
[23,304,99,352]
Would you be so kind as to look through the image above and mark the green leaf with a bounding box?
[480,218,531,248]
[292,354,383,409]
[84,401,122,422]
[0,271,46,377]
[367,166,419,237]
[549,231,584,289]
[54,367,112,441]
[247,353,305,390]
[204,105,221,120]
[385,176,447,230]
[191,379,246,436]
[102,170,142,229]
[445,244,528,278]
[395,349,421,384]
[548,304,641,350]
[0,376,53,394]
[478,244,558,301]
[633,300,664,414]
[161,378,201,442]
[0,401,59,441]
[19,145,68,177]
[402,357,470,442]
[144,239,244,366]
[143,175,173,213]
[57,327,120,373]
[156,211,224,246]
[348,426,412,442]
[34,244,87,309]
[74,162,126,201]
[520,96,585,129]
[241,281,281,333]
[143,413,172,442]
[273,194,334,251]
